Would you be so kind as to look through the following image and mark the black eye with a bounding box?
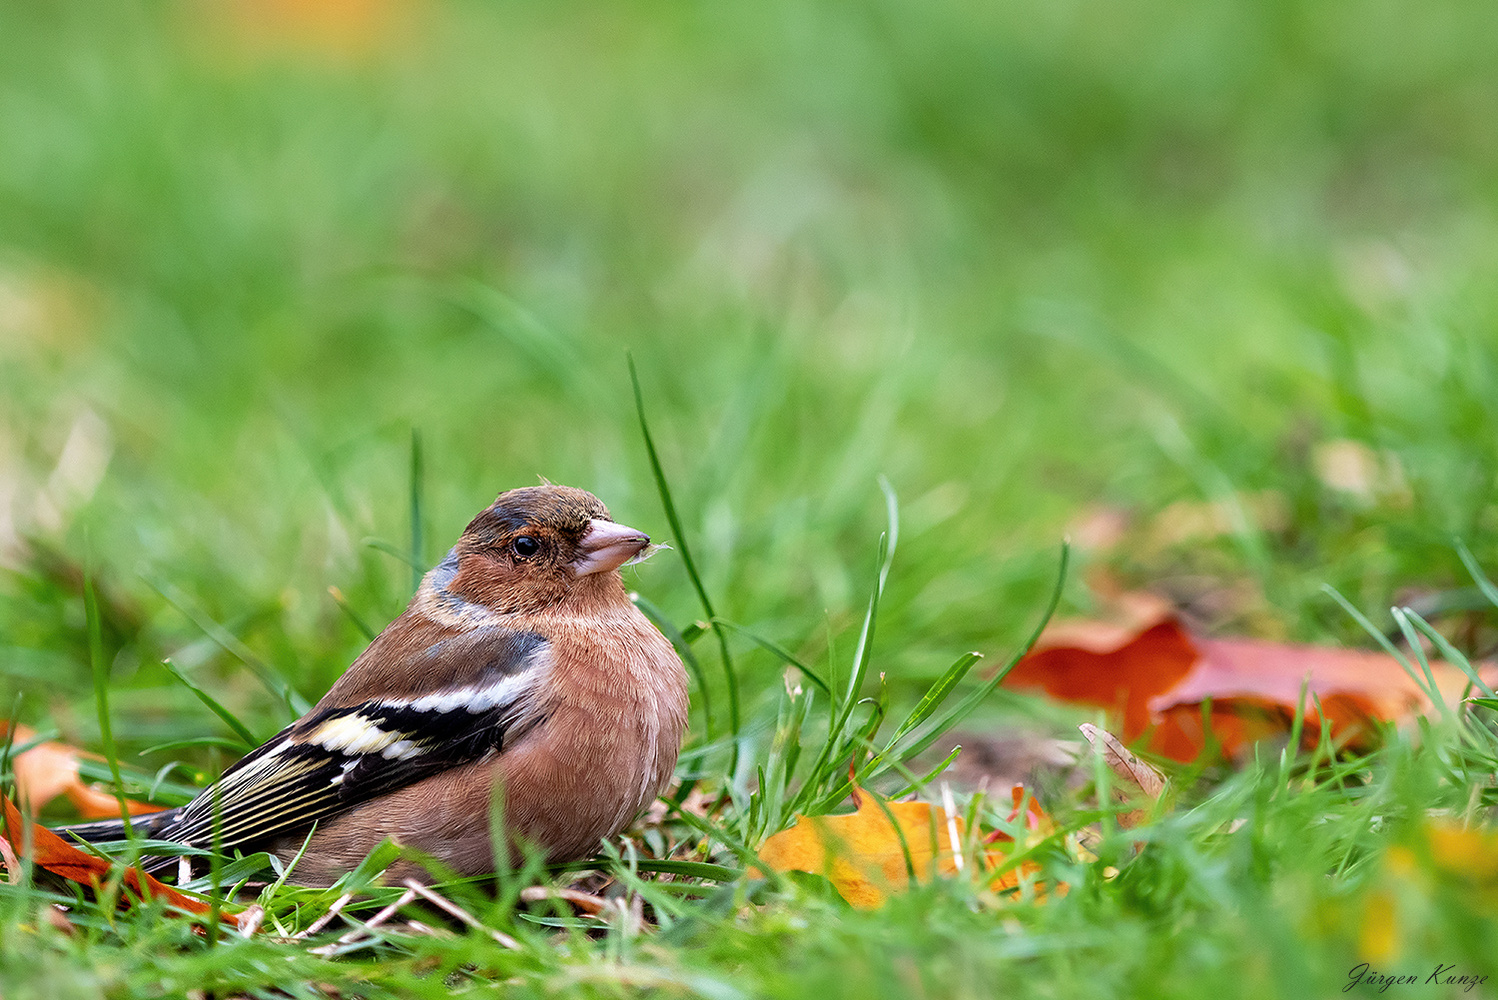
[511,536,540,559]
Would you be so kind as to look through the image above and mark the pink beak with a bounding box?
[572,519,651,576]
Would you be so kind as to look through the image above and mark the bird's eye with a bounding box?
[511,536,540,559]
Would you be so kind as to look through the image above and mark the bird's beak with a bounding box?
[572,519,652,576]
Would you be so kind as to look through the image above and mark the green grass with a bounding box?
[3,0,1498,996]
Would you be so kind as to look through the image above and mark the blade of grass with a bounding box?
[86,569,139,867]
[887,541,1069,765]
[1276,674,1312,795]
[712,619,831,694]
[888,745,964,799]
[885,651,983,748]
[327,586,378,642]
[1320,585,1421,675]
[629,355,740,765]
[778,485,903,816]
[1400,605,1497,699]
[866,793,919,887]
[835,477,900,732]
[362,538,420,569]
[145,575,310,718]
[786,534,889,815]
[755,684,803,840]
[1390,608,1456,725]
[1456,539,1498,610]
[409,427,425,594]
[667,804,762,870]
[547,857,743,881]
[75,757,200,802]
[140,737,252,756]
[0,693,22,807]
[162,659,258,749]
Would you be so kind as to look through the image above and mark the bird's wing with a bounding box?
[159,627,551,854]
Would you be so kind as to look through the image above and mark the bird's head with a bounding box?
[442,485,653,613]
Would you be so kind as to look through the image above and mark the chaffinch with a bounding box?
[62,485,688,886]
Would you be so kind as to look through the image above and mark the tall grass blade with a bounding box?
[146,575,311,718]
[328,586,378,642]
[162,658,258,748]
[409,427,425,594]
[889,745,964,798]
[886,652,982,748]
[86,570,133,839]
[712,619,831,694]
[892,541,1069,764]
[628,355,740,760]
[1400,607,1496,699]
[362,538,420,569]
[0,692,22,808]
[1320,584,1419,670]
[1457,540,1498,610]
[786,533,889,815]
[140,737,251,755]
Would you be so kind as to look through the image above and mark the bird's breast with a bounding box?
[497,604,688,858]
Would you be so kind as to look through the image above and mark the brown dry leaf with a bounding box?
[1078,723,1165,828]
[1145,490,1290,550]
[0,794,235,926]
[1006,618,1493,763]
[1,722,163,819]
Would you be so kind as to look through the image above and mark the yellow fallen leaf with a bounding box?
[757,788,961,909]
[757,783,1060,908]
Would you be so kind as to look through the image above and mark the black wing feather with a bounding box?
[154,628,548,859]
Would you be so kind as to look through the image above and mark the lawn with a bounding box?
[2,1,1498,997]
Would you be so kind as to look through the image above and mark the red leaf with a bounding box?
[1004,619,1200,742]
[1005,616,1492,762]
[0,794,236,926]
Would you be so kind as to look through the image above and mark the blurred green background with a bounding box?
[2,0,1496,762]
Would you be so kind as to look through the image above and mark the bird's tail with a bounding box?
[52,809,182,847]
[52,810,188,877]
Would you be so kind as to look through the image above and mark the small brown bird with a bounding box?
[64,485,688,885]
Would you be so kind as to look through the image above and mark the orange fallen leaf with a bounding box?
[1006,617,1494,762]
[0,794,235,926]
[756,784,1062,908]
[983,785,1068,897]
[1,722,164,819]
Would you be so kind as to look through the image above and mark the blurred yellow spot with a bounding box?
[1426,824,1498,883]
[1359,888,1399,965]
